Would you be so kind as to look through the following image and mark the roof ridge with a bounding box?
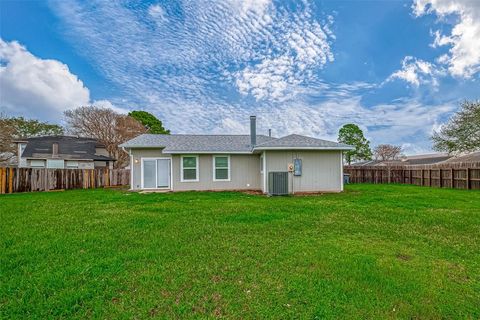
[140,133,271,137]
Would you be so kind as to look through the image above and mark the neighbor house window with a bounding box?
[181,155,198,181]
[30,159,45,168]
[47,159,65,169]
[213,155,230,181]
[66,160,79,168]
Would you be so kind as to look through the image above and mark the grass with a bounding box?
[1,184,479,319]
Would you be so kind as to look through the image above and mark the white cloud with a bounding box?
[0,39,124,121]
[148,4,167,23]
[0,39,90,120]
[388,56,441,86]
[413,0,480,78]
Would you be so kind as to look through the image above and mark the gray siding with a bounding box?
[265,150,343,193]
[130,148,168,190]
[172,154,261,191]
[129,148,261,191]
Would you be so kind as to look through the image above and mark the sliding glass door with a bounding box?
[142,158,171,189]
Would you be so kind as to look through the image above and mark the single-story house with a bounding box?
[15,136,115,169]
[120,116,353,194]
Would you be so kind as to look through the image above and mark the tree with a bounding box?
[432,100,480,154]
[128,110,170,134]
[373,144,403,161]
[0,114,64,163]
[338,124,372,164]
[64,106,147,168]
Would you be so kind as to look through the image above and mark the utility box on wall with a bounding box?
[294,158,302,176]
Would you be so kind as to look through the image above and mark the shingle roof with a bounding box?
[120,134,275,153]
[441,151,480,163]
[120,133,353,152]
[254,134,353,150]
[21,136,115,161]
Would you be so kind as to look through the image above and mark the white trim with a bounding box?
[168,150,251,154]
[180,155,199,182]
[129,149,134,189]
[141,157,172,190]
[262,151,267,193]
[212,155,231,182]
[340,151,344,192]
[254,146,354,151]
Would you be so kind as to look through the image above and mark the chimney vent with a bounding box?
[250,116,256,148]
[268,129,272,137]
[52,143,59,158]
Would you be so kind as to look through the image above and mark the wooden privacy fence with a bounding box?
[0,168,130,194]
[344,162,480,190]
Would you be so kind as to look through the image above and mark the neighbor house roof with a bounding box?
[441,151,480,163]
[18,136,115,161]
[120,133,353,153]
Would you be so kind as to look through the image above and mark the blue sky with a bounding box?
[1,0,479,154]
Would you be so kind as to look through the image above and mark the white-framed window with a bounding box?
[47,159,65,169]
[213,155,230,181]
[181,155,199,182]
[66,160,79,168]
[30,159,45,168]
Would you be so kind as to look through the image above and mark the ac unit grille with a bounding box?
[268,171,289,195]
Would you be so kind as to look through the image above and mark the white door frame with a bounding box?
[141,157,172,190]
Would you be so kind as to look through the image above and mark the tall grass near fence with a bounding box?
[0,167,130,194]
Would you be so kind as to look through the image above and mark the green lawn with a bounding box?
[1,185,479,319]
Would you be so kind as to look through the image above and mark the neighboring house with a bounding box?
[441,151,480,163]
[15,136,115,169]
[353,153,452,166]
[120,116,353,194]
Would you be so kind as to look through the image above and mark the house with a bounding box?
[15,136,115,169]
[120,116,353,194]
[441,151,480,163]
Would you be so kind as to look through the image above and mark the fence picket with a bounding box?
[0,168,130,193]
[344,163,480,190]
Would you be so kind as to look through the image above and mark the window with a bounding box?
[66,161,79,168]
[47,159,65,169]
[30,159,45,168]
[260,155,263,173]
[213,155,230,181]
[181,156,198,181]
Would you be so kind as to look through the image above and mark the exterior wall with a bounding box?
[265,150,343,193]
[17,143,27,168]
[24,159,95,169]
[130,148,169,190]
[172,154,261,191]
[129,148,261,191]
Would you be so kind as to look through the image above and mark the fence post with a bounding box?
[0,168,5,194]
[466,168,470,190]
[439,169,443,188]
[451,168,454,188]
[388,167,391,184]
[8,167,13,193]
[409,170,412,185]
[429,169,432,187]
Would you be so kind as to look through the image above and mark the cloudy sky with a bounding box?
[0,0,479,154]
